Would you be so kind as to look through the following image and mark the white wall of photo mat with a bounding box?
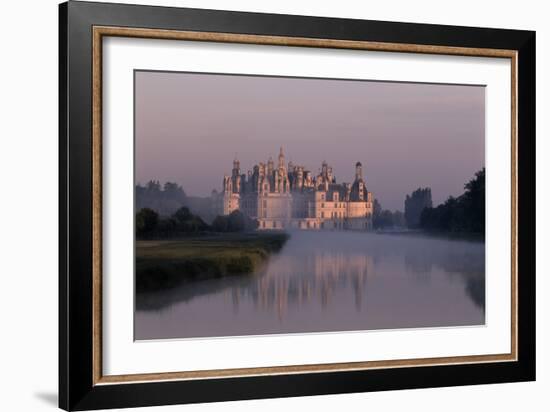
[103,36,511,376]
[0,0,548,412]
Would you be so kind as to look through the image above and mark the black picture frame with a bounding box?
[59,1,536,410]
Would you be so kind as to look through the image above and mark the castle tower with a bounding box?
[304,171,312,188]
[232,156,241,193]
[345,183,352,201]
[223,175,232,193]
[232,156,240,177]
[274,170,280,192]
[252,165,260,192]
[278,146,285,170]
[355,161,363,181]
[296,166,304,190]
[321,161,328,179]
[327,166,333,183]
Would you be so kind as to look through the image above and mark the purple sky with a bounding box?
[135,71,484,211]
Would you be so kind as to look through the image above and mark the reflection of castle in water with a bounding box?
[212,147,374,230]
[229,253,375,319]
[136,234,485,331]
[224,243,485,319]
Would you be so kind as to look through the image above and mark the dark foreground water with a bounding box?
[135,231,485,340]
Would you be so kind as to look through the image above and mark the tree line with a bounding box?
[137,170,485,236]
[405,188,433,228]
[375,168,485,235]
[372,199,406,230]
[136,181,187,217]
[136,207,258,239]
[419,168,485,234]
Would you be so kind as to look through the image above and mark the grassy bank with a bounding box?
[136,232,289,292]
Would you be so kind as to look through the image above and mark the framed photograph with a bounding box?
[59,1,536,410]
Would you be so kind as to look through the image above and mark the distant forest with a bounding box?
[372,200,405,230]
[374,168,485,235]
[405,188,433,228]
[136,207,257,239]
[419,168,485,234]
[136,181,215,222]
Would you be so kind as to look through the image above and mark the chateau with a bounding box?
[212,148,374,230]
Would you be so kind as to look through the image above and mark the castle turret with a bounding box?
[296,166,304,190]
[355,161,363,181]
[327,166,334,183]
[233,156,240,176]
[321,161,328,179]
[223,175,232,193]
[278,146,285,170]
[231,156,241,193]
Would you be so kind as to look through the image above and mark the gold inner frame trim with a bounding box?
[91,25,518,386]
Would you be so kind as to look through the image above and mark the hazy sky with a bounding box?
[135,71,484,211]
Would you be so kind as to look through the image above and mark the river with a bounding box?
[135,231,485,340]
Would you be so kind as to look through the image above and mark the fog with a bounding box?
[136,231,485,340]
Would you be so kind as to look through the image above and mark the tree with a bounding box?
[146,180,161,193]
[163,182,187,203]
[211,210,258,232]
[172,207,208,233]
[405,188,432,228]
[157,217,178,235]
[392,210,406,228]
[372,199,405,230]
[372,199,382,227]
[173,207,192,223]
[378,210,394,228]
[419,168,485,234]
[135,181,187,216]
[461,168,485,233]
[211,215,229,232]
[373,199,382,219]
[136,208,159,236]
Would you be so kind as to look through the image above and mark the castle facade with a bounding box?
[212,147,373,230]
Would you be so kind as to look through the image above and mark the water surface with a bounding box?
[135,231,485,340]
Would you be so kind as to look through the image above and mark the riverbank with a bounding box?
[376,229,484,242]
[136,232,289,292]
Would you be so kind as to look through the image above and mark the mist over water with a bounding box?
[135,231,485,340]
